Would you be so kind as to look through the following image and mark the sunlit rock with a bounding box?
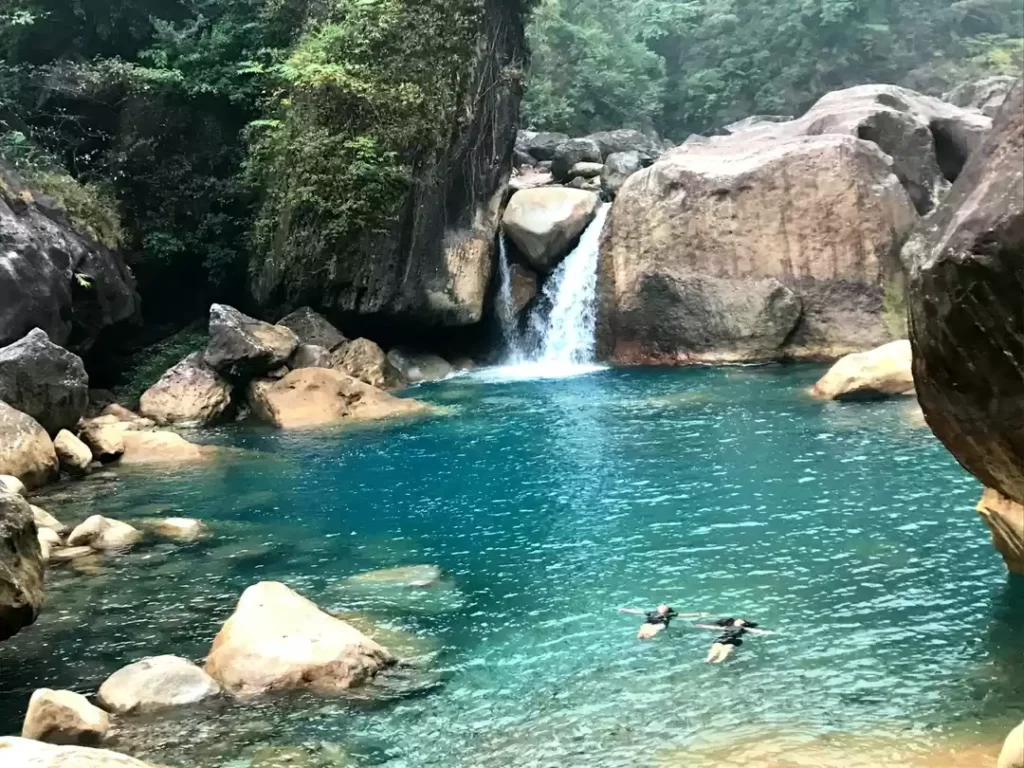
[21,688,109,746]
[67,515,142,552]
[812,340,915,400]
[98,655,221,714]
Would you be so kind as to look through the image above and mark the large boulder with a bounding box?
[98,655,221,714]
[247,368,430,430]
[21,689,109,746]
[601,151,644,199]
[946,76,1018,117]
[386,349,452,384]
[585,129,662,161]
[520,131,571,161]
[998,721,1024,768]
[0,401,58,488]
[275,307,346,351]
[204,581,394,696]
[0,738,154,767]
[0,163,138,352]
[599,133,917,364]
[812,340,915,400]
[551,139,602,182]
[53,430,92,475]
[138,353,233,426]
[77,417,125,464]
[0,329,88,434]
[905,80,1024,574]
[67,515,142,551]
[0,491,44,642]
[288,344,332,370]
[330,338,405,390]
[503,188,600,272]
[203,304,298,380]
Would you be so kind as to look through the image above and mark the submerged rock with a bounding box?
[503,188,600,272]
[276,307,347,351]
[119,430,217,465]
[0,737,154,766]
[385,349,452,384]
[348,565,444,588]
[204,581,395,696]
[53,429,92,475]
[905,80,1024,574]
[248,368,430,430]
[151,517,207,541]
[0,491,44,641]
[98,655,221,714]
[203,304,299,380]
[67,515,142,551]
[812,340,915,400]
[337,565,465,615]
[0,401,58,488]
[138,352,233,426]
[331,338,405,390]
[21,688,109,745]
[0,328,89,434]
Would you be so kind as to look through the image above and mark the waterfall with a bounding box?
[495,232,523,361]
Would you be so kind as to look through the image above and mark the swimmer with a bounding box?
[619,605,709,639]
[693,617,774,662]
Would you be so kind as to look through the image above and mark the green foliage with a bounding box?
[112,324,208,403]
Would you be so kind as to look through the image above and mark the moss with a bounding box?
[883,272,908,339]
[33,172,123,249]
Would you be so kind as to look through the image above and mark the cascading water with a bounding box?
[489,204,609,380]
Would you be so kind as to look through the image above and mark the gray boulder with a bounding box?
[289,344,332,370]
[945,76,1018,117]
[203,304,299,380]
[585,129,662,160]
[521,131,571,161]
[601,151,644,199]
[98,655,221,714]
[0,491,44,642]
[0,163,139,351]
[275,307,346,351]
[386,349,452,384]
[139,353,233,426]
[551,139,602,182]
[0,328,88,434]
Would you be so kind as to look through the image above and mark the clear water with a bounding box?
[2,366,1023,768]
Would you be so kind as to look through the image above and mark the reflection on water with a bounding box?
[1,365,1022,767]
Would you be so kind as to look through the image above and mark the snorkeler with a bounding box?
[619,605,709,639]
[693,617,774,662]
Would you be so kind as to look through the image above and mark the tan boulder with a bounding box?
[812,340,915,400]
[99,403,141,422]
[53,430,92,475]
[204,581,394,696]
[247,368,430,430]
[331,338,405,389]
[998,720,1024,768]
[0,474,26,496]
[31,505,67,534]
[21,688,109,745]
[138,353,233,426]
[119,430,216,465]
[977,489,1024,577]
[77,417,125,463]
[0,401,57,488]
[98,655,221,714]
[502,187,600,272]
[67,516,142,551]
[0,737,154,766]
[152,517,206,541]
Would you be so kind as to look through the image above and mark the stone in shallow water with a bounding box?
[21,688,109,746]
[812,340,915,401]
[335,565,465,615]
[53,429,93,475]
[0,737,153,766]
[67,515,142,551]
[347,564,443,587]
[49,545,96,563]
[32,504,67,534]
[98,655,221,714]
[151,517,207,541]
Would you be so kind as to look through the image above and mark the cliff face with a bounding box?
[905,80,1024,574]
[252,1,528,338]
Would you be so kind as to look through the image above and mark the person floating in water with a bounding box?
[693,617,774,662]
[619,605,709,639]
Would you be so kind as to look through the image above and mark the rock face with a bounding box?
[599,133,917,364]
[203,304,298,380]
[0,328,89,434]
[946,76,1018,117]
[0,737,155,767]
[205,581,394,696]
[0,163,138,351]
[67,516,142,551]
[248,368,430,430]
[21,689,109,745]
[503,188,600,272]
[976,490,1024,578]
[0,401,58,488]
[812,340,915,400]
[138,353,233,426]
[275,307,346,350]
[386,349,452,384]
[330,339,404,390]
[53,430,92,475]
[0,491,44,642]
[905,80,1024,574]
[98,655,221,714]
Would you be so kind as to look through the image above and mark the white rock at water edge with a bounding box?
[20,688,109,746]
[67,515,142,551]
[98,655,221,714]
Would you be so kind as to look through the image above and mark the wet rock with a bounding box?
[138,353,233,427]
[385,349,452,384]
[0,401,58,488]
[0,492,44,641]
[330,338,405,390]
[503,188,600,272]
[98,655,221,714]
[601,151,643,199]
[551,138,602,182]
[53,429,92,475]
[204,304,299,380]
[976,489,1024,577]
[152,517,206,541]
[276,307,347,351]
[205,581,395,696]
[21,688,109,745]
[119,430,216,465]
[812,340,915,400]
[998,720,1024,768]
[49,546,95,563]
[248,369,430,430]
[0,474,26,496]
[905,80,1024,574]
[507,263,538,317]
[31,505,66,534]
[0,328,89,435]
[0,737,154,766]
[289,344,332,370]
[67,515,142,551]
[77,417,125,463]
[337,565,465,615]
[348,565,444,588]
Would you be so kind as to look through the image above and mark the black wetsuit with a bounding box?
[709,618,760,647]
[644,609,678,627]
